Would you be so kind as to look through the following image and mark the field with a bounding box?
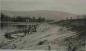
[0,13,86,51]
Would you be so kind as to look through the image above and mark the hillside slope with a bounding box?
[0,23,77,50]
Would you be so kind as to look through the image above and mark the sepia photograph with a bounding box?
[0,0,86,51]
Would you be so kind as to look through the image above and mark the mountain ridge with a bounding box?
[1,10,78,21]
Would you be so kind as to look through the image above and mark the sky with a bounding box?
[1,0,86,14]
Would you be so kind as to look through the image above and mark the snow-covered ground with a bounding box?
[0,23,85,51]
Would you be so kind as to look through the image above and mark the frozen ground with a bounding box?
[0,23,86,51]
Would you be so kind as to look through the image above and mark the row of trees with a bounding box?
[1,13,46,22]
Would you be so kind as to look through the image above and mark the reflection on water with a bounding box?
[1,25,24,34]
[1,23,38,40]
[1,23,37,34]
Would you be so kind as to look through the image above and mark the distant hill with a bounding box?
[1,10,78,21]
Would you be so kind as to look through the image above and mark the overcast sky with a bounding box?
[1,0,86,14]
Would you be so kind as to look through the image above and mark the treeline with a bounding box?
[1,13,47,22]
